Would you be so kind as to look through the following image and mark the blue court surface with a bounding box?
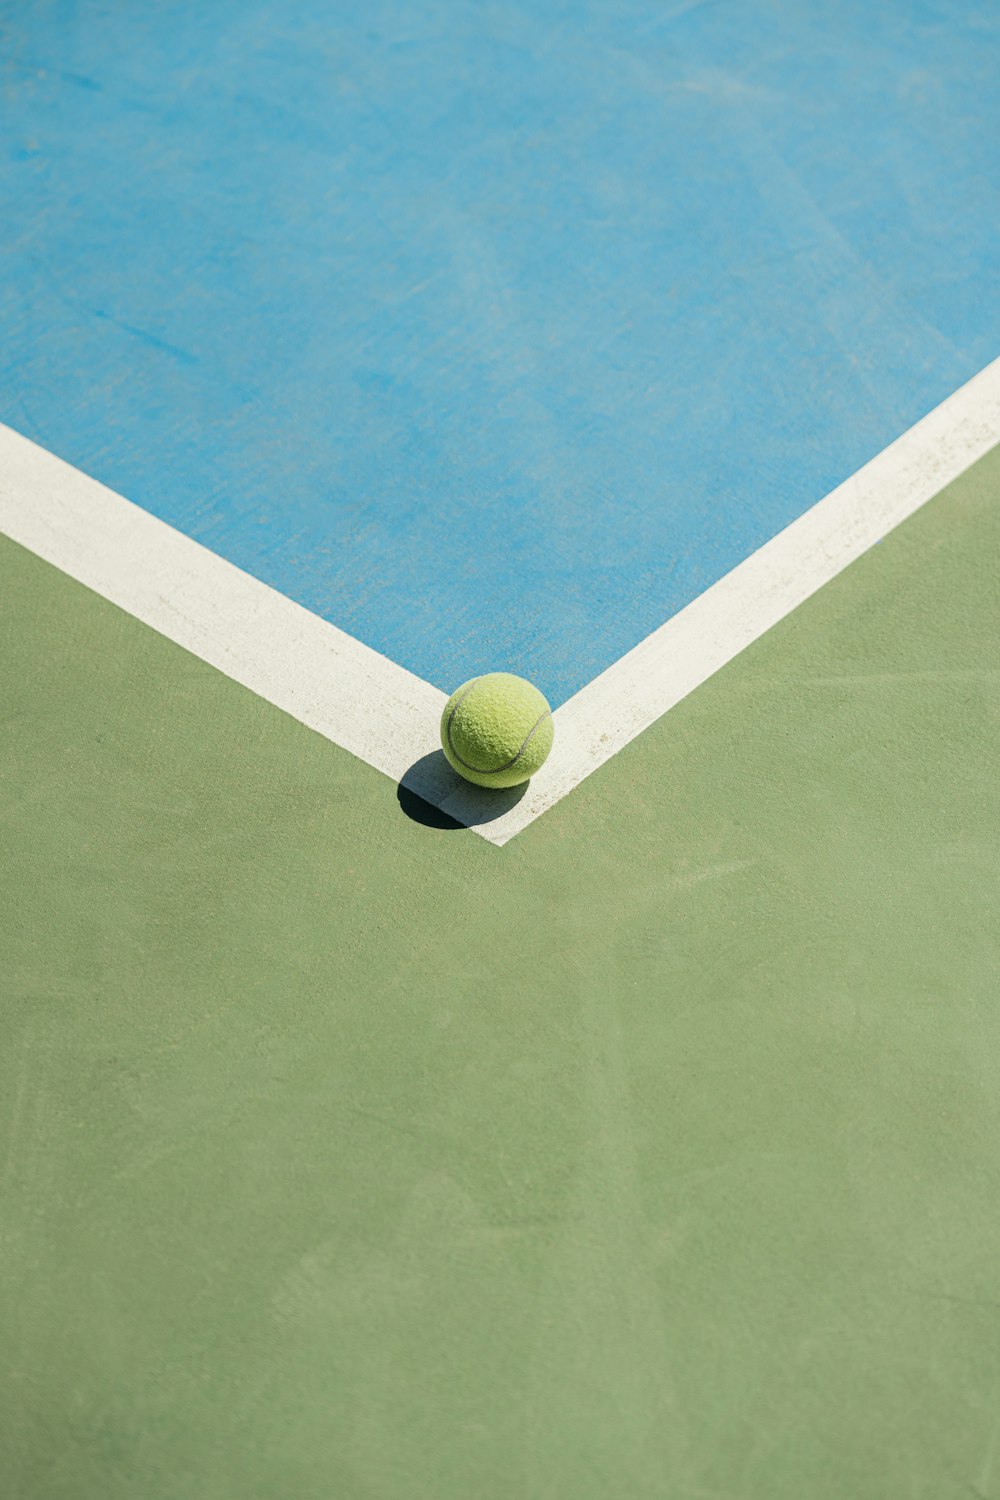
[1,0,997,705]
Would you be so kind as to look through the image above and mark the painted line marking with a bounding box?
[1,355,998,847]
[0,427,447,794]
[468,357,1000,844]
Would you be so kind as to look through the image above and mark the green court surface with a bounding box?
[2,448,999,1500]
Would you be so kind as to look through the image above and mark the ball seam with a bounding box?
[445,684,551,777]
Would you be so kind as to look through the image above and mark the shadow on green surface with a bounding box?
[397,751,526,830]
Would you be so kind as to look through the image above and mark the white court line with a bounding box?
[0,424,447,794]
[467,357,1000,844]
[1,357,999,847]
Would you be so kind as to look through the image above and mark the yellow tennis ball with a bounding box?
[440,673,554,789]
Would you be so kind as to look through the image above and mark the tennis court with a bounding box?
[2,3,999,1496]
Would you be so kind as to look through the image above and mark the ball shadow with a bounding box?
[396,778,464,830]
[397,751,527,830]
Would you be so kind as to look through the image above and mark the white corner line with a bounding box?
[1,356,998,849]
[0,423,451,817]
[465,356,1000,844]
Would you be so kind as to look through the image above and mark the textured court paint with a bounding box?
[1,1,998,705]
[4,362,999,845]
[2,450,1000,1499]
[447,361,1000,839]
[0,420,448,798]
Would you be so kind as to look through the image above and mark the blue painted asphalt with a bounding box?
[1,1,997,705]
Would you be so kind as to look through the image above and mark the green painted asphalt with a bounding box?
[2,447,999,1500]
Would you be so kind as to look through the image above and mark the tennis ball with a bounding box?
[441,673,554,789]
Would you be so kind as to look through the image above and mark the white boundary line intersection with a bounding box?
[2,357,999,847]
